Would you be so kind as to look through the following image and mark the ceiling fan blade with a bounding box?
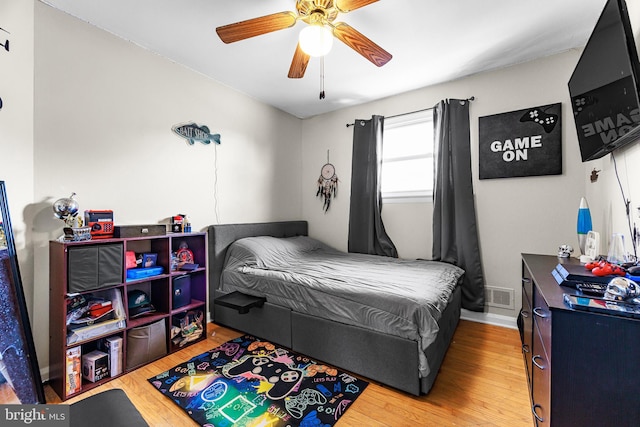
[335,0,379,13]
[216,11,297,43]
[288,43,311,78]
[332,22,392,67]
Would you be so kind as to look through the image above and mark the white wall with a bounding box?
[301,50,588,319]
[0,1,35,321]
[32,2,302,377]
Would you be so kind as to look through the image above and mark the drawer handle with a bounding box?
[522,344,530,354]
[532,404,544,422]
[520,309,529,318]
[532,355,545,370]
[522,278,531,284]
[533,307,549,318]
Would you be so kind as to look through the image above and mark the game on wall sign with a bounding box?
[479,103,562,179]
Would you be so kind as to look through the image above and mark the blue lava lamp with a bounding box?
[577,197,592,255]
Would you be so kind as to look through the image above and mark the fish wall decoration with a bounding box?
[172,122,221,145]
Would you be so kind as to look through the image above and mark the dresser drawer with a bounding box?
[531,327,550,425]
[521,288,533,385]
[522,263,533,306]
[533,284,552,356]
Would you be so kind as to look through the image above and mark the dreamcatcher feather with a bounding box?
[317,174,338,212]
[317,159,338,212]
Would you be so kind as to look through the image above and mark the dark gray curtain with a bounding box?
[433,99,485,311]
[348,115,398,257]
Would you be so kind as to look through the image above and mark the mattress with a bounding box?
[220,235,464,376]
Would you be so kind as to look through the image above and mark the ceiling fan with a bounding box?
[215,0,392,79]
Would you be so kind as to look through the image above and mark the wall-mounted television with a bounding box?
[569,0,640,162]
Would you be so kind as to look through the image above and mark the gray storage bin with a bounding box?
[126,319,167,369]
[68,243,123,292]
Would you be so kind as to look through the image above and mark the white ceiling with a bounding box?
[40,0,607,118]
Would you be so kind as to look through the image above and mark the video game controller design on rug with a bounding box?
[223,355,304,400]
[520,108,558,133]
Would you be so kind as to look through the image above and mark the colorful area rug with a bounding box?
[148,335,369,427]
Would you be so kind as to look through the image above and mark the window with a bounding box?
[381,110,434,202]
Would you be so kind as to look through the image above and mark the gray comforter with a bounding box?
[221,235,464,377]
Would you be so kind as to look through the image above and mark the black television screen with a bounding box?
[569,0,640,162]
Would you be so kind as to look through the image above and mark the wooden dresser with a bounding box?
[520,254,640,426]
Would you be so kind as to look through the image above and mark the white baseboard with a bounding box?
[40,366,50,383]
[460,308,518,329]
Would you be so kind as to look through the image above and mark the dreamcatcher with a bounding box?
[316,150,338,212]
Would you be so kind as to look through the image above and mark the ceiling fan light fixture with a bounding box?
[299,24,333,57]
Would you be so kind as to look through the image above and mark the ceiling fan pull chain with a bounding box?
[319,56,326,100]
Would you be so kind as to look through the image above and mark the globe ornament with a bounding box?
[53,193,80,227]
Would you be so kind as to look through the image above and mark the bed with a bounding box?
[207,221,463,395]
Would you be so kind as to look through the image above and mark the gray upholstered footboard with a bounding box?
[292,285,461,395]
[207,221,461,395]
[420,285,461,393]
[291,311,421,394]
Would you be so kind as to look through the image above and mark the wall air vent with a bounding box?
[485,286,514,309]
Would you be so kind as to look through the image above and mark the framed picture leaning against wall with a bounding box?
[0,180,45,404]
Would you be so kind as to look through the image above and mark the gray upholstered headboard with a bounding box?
[207,221,308,317]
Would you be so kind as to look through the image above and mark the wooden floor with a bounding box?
[45,320,532,426]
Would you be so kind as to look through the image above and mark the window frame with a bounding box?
[381,110,434,203]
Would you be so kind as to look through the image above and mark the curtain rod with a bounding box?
[345,96,475,128]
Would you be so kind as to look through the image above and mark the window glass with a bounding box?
[381,111,434,201]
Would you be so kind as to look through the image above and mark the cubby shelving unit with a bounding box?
[49,231,207,401]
